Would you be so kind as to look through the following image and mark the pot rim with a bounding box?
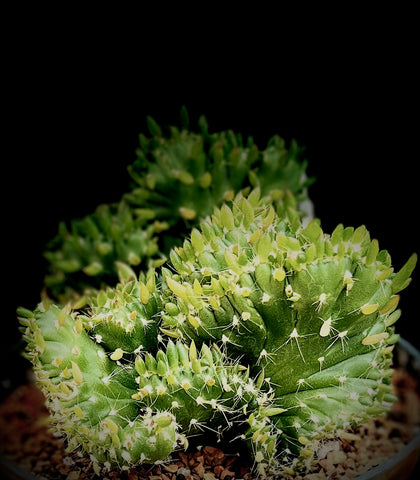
[1,337,420,480]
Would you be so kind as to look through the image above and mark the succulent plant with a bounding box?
[43,108,312,300]
[78,265,161,354]
[17,106,417,478]
[18,300,178,472]
[17,268,274,475]
[125,108,312,250]
[159,188,417,475]
[44,201,167,301]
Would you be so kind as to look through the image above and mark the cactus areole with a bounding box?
[18,113,416,478]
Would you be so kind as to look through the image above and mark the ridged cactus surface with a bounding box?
[18,302,178,470]
[79,266,161,353]
[18,268,274,475]
[160,188,299,354]
[159,189,417,473]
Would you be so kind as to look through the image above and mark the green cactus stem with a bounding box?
[125,108,312,248]
[246,407,286,477]
[17,272,273,473]
[17,302,178,473]
[131,339,270,436]
[43,108,312,301]
[19,182,416,477]
[44,201,166,301]
[78,266,161,354]
[160,188,417,475]
[160,187,301,353]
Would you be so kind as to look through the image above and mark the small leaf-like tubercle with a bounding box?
[392,253,417,293]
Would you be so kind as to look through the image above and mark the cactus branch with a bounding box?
[43,109,312,300]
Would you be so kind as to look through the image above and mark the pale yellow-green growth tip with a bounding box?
[360,303,379,315]
[179,207,197,220]
[223,190,235,202]
[362,332,389,346]
[110,348,124,361]
[139,282,150,304]
[71,361,84,385]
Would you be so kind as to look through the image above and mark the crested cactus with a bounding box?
[125,108,311,234]
[44,201,166,301]
[130,339,268,436]
[17,107,417,478]
[44,108,312,300]
[18,186,417,477]
[159,188,417,475]
[78,265,161,354]
[160,188,300,353]
[17,302,178,472]
[17,268,273,475]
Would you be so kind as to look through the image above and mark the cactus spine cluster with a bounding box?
[18,111,416,478]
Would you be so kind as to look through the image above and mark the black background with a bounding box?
[2,30,419,389]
